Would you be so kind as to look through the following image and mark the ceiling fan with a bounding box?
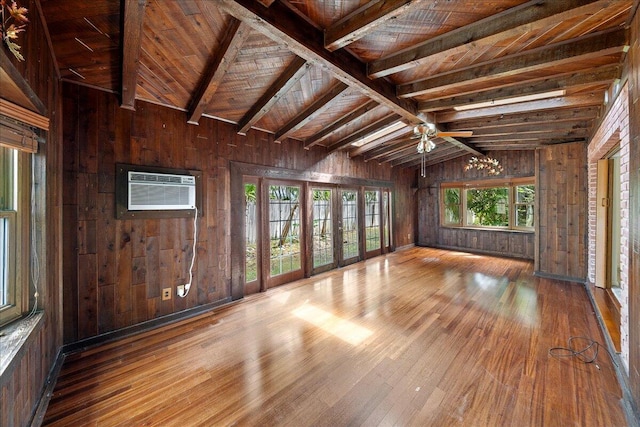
[412,123,473,177]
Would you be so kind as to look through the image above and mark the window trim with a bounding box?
[0,147,30,327]
[440,177,535,232]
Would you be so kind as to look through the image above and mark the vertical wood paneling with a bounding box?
[61,85,416,344]
[627,5,640,416]
[417,151,535,259]
[1,0,65,425]
[536,142,588,280]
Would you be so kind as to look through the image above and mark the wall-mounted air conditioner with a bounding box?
[127,171,196,211]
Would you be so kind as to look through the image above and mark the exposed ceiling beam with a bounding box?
[368,0,610,78]
[390,145,465,167]
[120,0,147,111]
[257,0,275,6]
[470,129,591,143]
[422,151,470,168]
[446,106,600,130]
[397,28,627,98]
[304,100,380,149]
[436,94,604,122]
[187,18,251,125]
[328,114,401,152]
[218,0,424,124]
[361,137,415,161]
[476,138,587,149]
[324,0,423,51]
[467,120,593,136]
[274,82,349,142]
[417,65,621,112]
[348,128,413,157]
[237,56,310,135]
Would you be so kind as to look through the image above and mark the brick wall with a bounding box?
[587,82,630,371]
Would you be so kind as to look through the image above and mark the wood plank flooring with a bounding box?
[42,247,628,426]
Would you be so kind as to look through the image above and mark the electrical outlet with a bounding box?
[177,285,185,296]
[162,288,171,301]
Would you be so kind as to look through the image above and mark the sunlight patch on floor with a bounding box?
[292,303,373,345]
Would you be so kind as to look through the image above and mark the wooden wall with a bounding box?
[627,4,640,417]
[0,1,63,426]
[61,85,415,343]
[416,151,535,259]
[535,142,588,281]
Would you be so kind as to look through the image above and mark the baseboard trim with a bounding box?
[29,347,65,427]
[584,282,640,427]
[420,244,533,261]
[62,297,233,356]
[533,270,587,285]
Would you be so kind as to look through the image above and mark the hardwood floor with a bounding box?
[43,247,627,426]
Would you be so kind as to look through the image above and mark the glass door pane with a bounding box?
[244,182,258,284]
[341,190,359,262]
[268,184,301,278]
[383,190,391,250]
[312,188,334,270]
[364,190,380,252]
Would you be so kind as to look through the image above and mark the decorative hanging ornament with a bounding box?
[464,156,504,176]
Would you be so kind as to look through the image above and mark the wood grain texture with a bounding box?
[43,248,627,426]
[0,1,64,427]
[61,85,415,343]
[417,150,536,259]
[536,142,588,281]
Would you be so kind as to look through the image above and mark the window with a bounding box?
[440,178,535,231]
[364,190,380,251]
[0,145,30,326]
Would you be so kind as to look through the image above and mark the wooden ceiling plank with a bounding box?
[368,0,611,78]
[304,100,380,149]
[274,82,349,142]
[390,146,465,167]
[0,48,46,114]
[328,113,401,153]
[469,120,593,136]
[446,106,600,130]
[470,129,590,142]
[120,0,147,111]
[437,94,604,122]
[348,127,413,157]
[398,28,627,98]
[324,0,422,51]
[418,64,621,112]
[257,0,275,7]
[187,18,251,125]
[361,137,416,161]
[218,0,423,123]
[237,56,310,135]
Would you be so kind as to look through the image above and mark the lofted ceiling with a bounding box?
[39,0,636,172]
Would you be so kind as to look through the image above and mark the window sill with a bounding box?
[440,226,534,234]
[0,312,44,381]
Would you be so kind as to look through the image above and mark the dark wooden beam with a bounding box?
[446,106,600,130]
[217,0,424,123]
[436,94,605,122]
[274,82,349,142]
[368,0,609,78]
[361,137,415,161]
[325,0,422,51]
[187,18,251,125]
[257,0,275,6]
[418,65,621,112]
[120,0,147,111]
[237,56,310,135]
[468,120,593,136]
[397,28,628,98]
[328,114,401,153]
[304,100,380,149]
[470,129,591,143]
[348,128,413,157]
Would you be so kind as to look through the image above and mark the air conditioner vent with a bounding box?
[127,171,196,211]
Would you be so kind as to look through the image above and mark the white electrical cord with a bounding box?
[178,207,198,298]
[28,155,40,317]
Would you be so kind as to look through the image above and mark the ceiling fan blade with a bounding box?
[436,131,473,137]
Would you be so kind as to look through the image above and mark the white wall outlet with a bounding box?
[177,285,185,296]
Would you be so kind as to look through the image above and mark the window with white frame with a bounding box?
[440,178,535,231]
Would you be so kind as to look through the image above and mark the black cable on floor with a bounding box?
[549,336,618,370]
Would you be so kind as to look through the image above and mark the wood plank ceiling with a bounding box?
[40,0,635,171]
